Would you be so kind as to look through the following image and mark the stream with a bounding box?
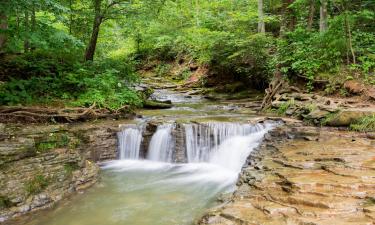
[20,85,275,225]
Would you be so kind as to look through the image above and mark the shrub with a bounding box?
[0,56,142,110]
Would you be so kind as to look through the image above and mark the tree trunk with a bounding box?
[344,12,356,64]
[320,0,328,32]
[24,10,30,53]
[31,4,36,51]
[85,0,102,61]
[279,0,295,35]
[258,0,265,33]
[307,0,315,30]
[69,0,73,34]
[0,12,7,52]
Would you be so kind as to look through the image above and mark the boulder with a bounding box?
[327,109,375,127]
[344,80,365,95]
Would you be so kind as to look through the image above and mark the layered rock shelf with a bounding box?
[0,121,123,222]
[200,123,375,225]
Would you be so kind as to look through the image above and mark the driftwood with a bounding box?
[260,65,306,111]
[261,74,287,110]
[0,104,133,123]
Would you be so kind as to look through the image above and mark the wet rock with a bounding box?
[143,100,173,109]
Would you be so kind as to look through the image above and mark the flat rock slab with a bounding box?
[199,126,375,225]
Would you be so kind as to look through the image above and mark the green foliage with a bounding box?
[1,0,375,104]
[278,28,346,91]
[64,162,80,176]
[35,133,70,152]
[274,99,295,115]
[0,54,142,110]
[154,64,172,77]
[320,112,339,126]
[24,174,50,195]
[350,115,375,132]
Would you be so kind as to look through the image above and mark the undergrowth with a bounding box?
[350,115,375,132]
[0,52,142,110]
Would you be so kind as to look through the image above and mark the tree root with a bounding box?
[0,105,133,123]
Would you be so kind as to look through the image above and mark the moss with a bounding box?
[143,100,172,109]
[64,162,80,176]
[25,174,50,195]
[320,112,340,126]
[35,133,71,152]
[364,197,375,206]
[350,115,375,132]
[0,196,13,209]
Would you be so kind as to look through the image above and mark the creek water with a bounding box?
[21,87,275,225]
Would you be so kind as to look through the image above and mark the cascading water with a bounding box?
[30,121,276,225]
[20,82,280,225]
[184,122,272,166]
[117,126,143,159]
[147,124,174,162]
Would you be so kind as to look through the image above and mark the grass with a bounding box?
[25,174,50,195]
[273,99,295,115]
[320,112,339,126]
[350,115,375,132]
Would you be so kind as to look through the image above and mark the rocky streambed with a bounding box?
[1,77,375,225]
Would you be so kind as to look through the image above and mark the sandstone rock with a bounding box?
[200,126,375,225]
[0,121,122,222]
[344,80,366,95]
[304,109,330,120]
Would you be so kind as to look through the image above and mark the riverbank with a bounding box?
[0,120,132,222]
[199,121,375,224]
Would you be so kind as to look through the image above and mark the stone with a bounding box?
[327,109,375,127]
[304,109,330,120]
[200,125,375,225]
[143,100,173,109]
[0,120,123,222]
[344,80,366,95]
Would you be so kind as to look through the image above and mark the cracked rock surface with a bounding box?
[199,124,375,225]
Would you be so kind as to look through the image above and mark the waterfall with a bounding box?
[117,126,143,159]
[147,124,174,162]
[117,121,275,169]
[184,122,274,171]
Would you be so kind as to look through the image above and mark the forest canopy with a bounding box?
[0,0,374,109]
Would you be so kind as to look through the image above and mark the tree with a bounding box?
[320,0,328,32]
[0,10,7,52]
[85,0,103,61]
[307,0,316,30]
[85,0,129,61]
[258,0,265,33]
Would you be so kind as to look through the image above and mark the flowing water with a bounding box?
[147,124,175,162]
[20,87,275,225]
